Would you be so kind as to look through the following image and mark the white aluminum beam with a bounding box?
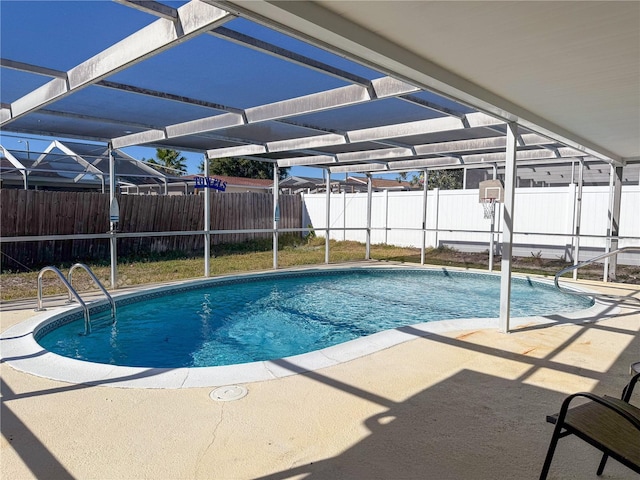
[2,0,233,126]
[111,130,167,149]
[370,76,419,98]
[166,112,245,138]
[462,149,563,164]
[267,133,347,153]
[337,147,413,163]
[329,156,460,173]
[557,146,588,157]
[0,108,11,124]
[389,157,460,170]
[207,133,347,160]
[330,163,388,173]
[207,144,267,159]
[245,84,370,123]
[275,147,414,168]
[465,112,504,128]
[413,133,555,155]
[277,155,335,167]
[347,117,465,143]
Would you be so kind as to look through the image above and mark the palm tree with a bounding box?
[144,148,187,176]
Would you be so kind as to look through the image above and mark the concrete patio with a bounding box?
[1,276,639,480]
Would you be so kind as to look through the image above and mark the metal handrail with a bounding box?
[555,246,640,297]
[35,266,92,334]
[67,263,116,323]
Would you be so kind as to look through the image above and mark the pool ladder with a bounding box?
[35,263,116,335]
[554,246,640,306]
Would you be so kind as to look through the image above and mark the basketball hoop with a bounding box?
[480,198,495,219]
[478,179,504,220]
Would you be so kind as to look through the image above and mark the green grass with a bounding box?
[1,239,637,302]
[0,238,417,301]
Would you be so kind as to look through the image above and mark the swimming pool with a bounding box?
[2,265,606,388]
[37,268,593,369]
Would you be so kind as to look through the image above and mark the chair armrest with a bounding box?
[622,371,640,402]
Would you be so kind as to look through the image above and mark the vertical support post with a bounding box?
[433,188,440,248]
[365,174,372,259]
[604,164,623,281]
[325,170,331,264]
[343,173,348,241]
[462,166,467,189]
[163,178,168,196]
[499,122,517,333]
[421,169,428,265]
[572,159,584,280]
[273,165,280,269]
[108,145,118,289]
[342,190,347,241]
[489,165,498,272]
[203,157,210,277]
[384,188,389,245]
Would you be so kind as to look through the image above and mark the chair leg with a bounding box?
[540,428,563,480]
[597,453,608,476]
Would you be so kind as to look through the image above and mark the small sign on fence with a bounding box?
[195,176,227,191]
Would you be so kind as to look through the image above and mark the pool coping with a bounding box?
[0,264,616,389]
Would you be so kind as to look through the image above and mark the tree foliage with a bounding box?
[199,157,289,180]
[143,148,187,176]
[396,169,463,190]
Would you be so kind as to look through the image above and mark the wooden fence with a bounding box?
[0,189,302,270]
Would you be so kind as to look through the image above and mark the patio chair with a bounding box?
[539,371,640,479]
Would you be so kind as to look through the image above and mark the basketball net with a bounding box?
[481,198,495,220]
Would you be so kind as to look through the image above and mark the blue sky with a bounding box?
[0,0,399,180]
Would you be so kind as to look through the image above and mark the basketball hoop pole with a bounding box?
[479,179,504,273]
[481,199,496,271]
[489,202,495,272]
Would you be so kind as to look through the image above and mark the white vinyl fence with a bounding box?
[301,185,640,265]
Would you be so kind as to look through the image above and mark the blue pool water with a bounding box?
[38,269,593,368]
